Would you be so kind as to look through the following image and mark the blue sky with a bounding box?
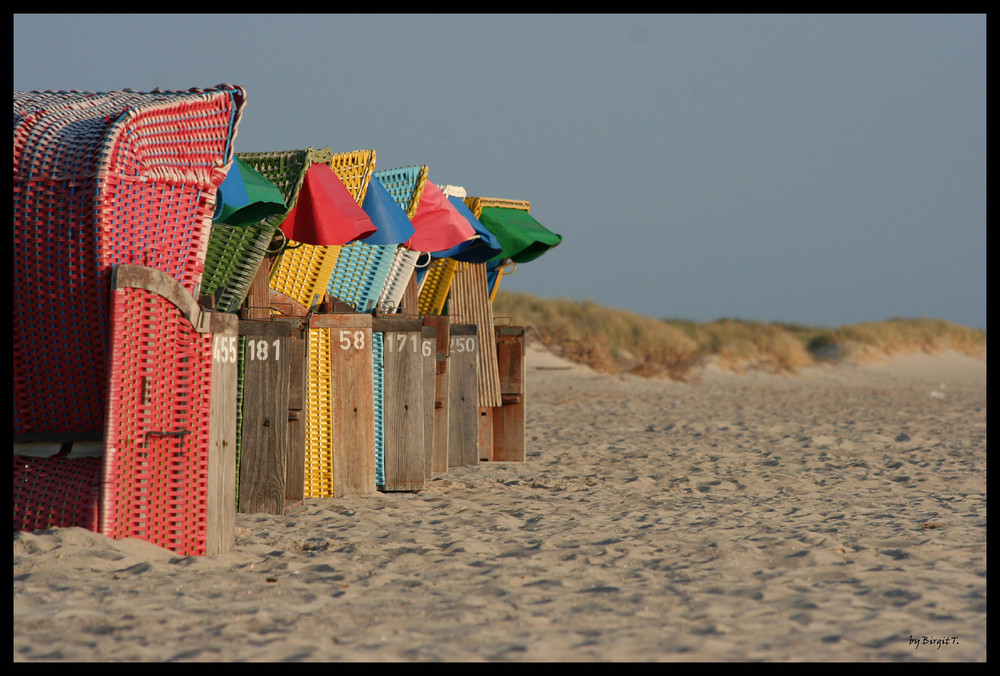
[14,14,986,329]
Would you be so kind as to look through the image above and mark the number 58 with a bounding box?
[339,330,366,350]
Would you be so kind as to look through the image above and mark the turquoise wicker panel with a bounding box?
[372,166,425,217]
[235,336,246,508]
[373,331,385,487]
[327,241,397,313]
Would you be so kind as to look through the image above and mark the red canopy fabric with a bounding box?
[280,163,376,245]
[407,180,477,252]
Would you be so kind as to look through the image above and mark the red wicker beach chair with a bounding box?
[13,85,247,442]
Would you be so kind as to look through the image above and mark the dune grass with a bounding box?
[492,290,986,379]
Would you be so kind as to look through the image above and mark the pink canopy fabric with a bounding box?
[280,163,376,245]
[407,180,477,252]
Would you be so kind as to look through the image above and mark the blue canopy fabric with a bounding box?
[361,175,416,245]
[431,196,503,262]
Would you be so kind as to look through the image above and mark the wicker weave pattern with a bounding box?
[239,148,377,310]
[13,86,246,441]
[327,241,397,312]
[418,258,460,316]
[13,455,102,532]
[355,165,429,313]
[449,263,502,408]
[372,165,428,219]
[101,285,213,555]
[202,221,279,314]
[464,197,532,219]
[270,242,342,310]
[378,247,423,313]
[373,332,385,487]
[14,87,244,186]
[304,328,335,498]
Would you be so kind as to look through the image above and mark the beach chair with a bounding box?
[326,171,415,313]
[303,312,377,498]
[373,317,427,492]
[238,148,377,311]
[14,85,247,442]
[415,185,501,315]
[200,158,287,313]
[464,197,562,299]
[465,198,562,262]
[236,150,380,499]
[15,265,240,556]
[370,165,429,314]
[461,197,562,461]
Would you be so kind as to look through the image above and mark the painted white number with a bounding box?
[245,339,281,361]
[450,337,476,353]
[339,330,365,350]
[213,335,238,363]
[422,340,433,358]
[388,334,418,353]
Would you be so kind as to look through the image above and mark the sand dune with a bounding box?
[13,346,986,662]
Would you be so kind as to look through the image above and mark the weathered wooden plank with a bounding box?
[237,320,290,514]
[206,319,239,556]
[241,257,274,321]
[448,324,479,467]
[492,326,526,462]
[421,326,437,481]
[375,318,426,492]
[448,263,501,409]
[266,290,310,503]
[111,264,224,334]
[281,321,307,503]
[423,315,451,475]
[478,407,493,462]
[319,314,376,498]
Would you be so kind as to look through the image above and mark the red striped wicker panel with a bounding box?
[13,455,102,532]
[100,284,214,555]
[13,86,246,441]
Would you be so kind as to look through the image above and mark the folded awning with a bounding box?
[478,206,562,263]
[407,181,477,253]
[279,162,376,245]
[361,174,416,245]
[431,196,503,262]
[213,157,287,225]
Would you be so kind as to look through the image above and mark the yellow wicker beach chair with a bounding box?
[238,148,377,311]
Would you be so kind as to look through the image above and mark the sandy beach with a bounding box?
[13,344,986,662]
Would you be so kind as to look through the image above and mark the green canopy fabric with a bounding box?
[214,157,286,225]
[478,206,562,263]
